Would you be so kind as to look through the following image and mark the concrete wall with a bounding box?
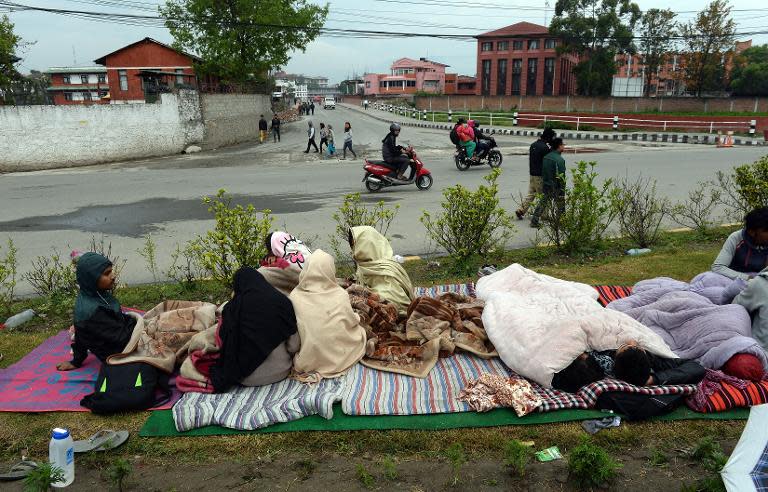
[0,90,204,172]
[200,94,272,149]
[413,95,768,114]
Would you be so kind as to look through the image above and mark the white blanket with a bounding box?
[476,264,676,387]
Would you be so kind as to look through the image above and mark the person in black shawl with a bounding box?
[210,267,298,392]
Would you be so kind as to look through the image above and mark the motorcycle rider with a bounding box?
[382,123,411,180]
[471,120,490,160]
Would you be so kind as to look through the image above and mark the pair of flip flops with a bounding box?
[0,430,129,482]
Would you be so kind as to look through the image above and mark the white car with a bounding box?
[324,97,336,109]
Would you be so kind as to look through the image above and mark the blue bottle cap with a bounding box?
[52,428,70,440]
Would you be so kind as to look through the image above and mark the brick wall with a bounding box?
[0,90,203,172]
[414,95,768,114]
[200,94,272,148]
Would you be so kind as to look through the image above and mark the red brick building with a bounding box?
[45,67,110,105]
[93,37,200,104]
[475,22,578,97]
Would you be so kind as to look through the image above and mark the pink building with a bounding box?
[363,57,475,96]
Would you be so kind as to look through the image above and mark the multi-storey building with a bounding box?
[475,22,578,97]
[363,57,476,96]
[45,67,109,105]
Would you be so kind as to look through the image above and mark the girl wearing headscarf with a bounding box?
[209,267,299,392]
[57,252,135,371]
[290,250,366,382]
[349,226,415,314]
[259,231,313,295]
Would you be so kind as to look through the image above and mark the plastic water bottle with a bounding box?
[49,428,74,487]
[625,248,651,256]
[2,309,35,330]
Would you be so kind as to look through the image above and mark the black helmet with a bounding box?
[390,123,401,132]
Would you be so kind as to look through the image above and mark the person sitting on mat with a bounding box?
[712,206,768,280]
[57,253,135,371]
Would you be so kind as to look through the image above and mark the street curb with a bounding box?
[341,104,767,147]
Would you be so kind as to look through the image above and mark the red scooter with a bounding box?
[362,146,433,192]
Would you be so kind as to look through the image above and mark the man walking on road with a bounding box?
[530,137,566,228]
[258,115,268,143]
[270,114,281,142]
[304,121,319,153]
[310,101,315,115]
[516,127,555,220]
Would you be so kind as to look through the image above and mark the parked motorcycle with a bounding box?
[454,136,502,171]
[362,146,433,192]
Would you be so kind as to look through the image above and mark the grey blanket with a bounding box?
[608,272,768,371]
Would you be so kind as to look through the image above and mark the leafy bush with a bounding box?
[191,189,273,285]
[107,458,132,492]
[421,169,515,261]
[0,238,18,315]
[137,234,160,284]
[567,437,622,488]
[538,161,620,254]
[22,250,78,298]
[330,193,400,259]
[166,242,210,287]
[444,443,467,486]
[23,463,65,492]
[672,181,722,236]
[715,155,768,220]
[504,440,533,477]
[355,463,375,488]
[613,175,671,248]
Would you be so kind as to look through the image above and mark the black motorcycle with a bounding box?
[454,136,502,171]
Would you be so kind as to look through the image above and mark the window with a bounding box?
[406,80,416,87]
[119,70,128,91]
[481,41,493,52]
[98,74,106,84]
[63,75,71,84]
[83,92,92,101]
[511,59,522,95]
[64,92,73,101]
[379,81,387,88]
[545,39,556,49]
[512,40,524,50]
[528,39,540,50]
[481,59,491,95]
[544,58,555,95]
[497,41,509,51]
[497,59,508,96]
[527,58,538,95]
[365,81,371,88]
[81,75,89,84]
[175,68,184,85]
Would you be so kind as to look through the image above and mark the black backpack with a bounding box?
[80,362,170,414]
[449,127,460,146]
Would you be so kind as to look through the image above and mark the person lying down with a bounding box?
[552,339,706,393]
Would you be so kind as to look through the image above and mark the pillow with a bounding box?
[722,353,766,381]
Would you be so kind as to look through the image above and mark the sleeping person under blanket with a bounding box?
[551,339,706,393]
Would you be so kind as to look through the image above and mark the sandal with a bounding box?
[73,430,129,453]
[0,460,38,481]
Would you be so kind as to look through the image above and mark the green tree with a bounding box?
[679,0,736,97]
[730,45,768,96]
[549,0,641,96]
[637,8,677,96]
[160,0,328,83]
[0,15,22,92]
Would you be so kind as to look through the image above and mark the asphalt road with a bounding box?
[1,103,766,293]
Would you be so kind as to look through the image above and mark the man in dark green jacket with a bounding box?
[531,138,566,227]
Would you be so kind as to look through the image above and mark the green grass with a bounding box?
[0,225,745,468]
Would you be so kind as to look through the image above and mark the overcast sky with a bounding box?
[6,0,768,82]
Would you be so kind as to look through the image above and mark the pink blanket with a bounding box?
[0,330,181,412]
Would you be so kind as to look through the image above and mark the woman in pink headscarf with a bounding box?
[258,231,313,295]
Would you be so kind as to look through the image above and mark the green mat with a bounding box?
[139,403,750,437]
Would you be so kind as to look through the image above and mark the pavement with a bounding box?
[1,103,767,294]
